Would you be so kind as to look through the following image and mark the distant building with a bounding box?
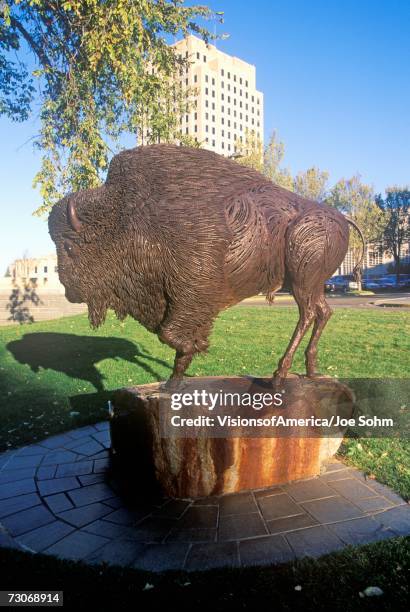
[141,35,264,156]
[3,254,65,294]
[336,242,410,277]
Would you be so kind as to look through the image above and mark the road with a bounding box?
[240,292,410,309]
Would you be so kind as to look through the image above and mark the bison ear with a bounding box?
[67,199,83,232]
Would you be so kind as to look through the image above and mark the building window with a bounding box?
[205,74,208,82]
[212,127,215,134]
[194,75,197,83]
[221,93,224,100]
[234,122,237,129]
[234,74,236,82]
[222,129,225,136]
[186,114,188,122]
[206,112,209,119]
[252,107,254,114]
[34,266,37,273]
[246,115,248,121]
[228,132,231,139]
[212,90,215,97]
[246,92,248,99]
[205,100,209,107]
[228,119,231,126]
[44,266,48,273]
[212,140,215,146]
[228,144,231,151]
[240,124,243,131]
[185,78,188,86]
[240,101,242,108]
[222,142,224,149]
[234,87,236,94]
[221,106,224,113]
[194,125,198,132]
[212,102,215,110]
[240,77,242,84]
[234,99,236,105]
[206,125,209,132]
[203,55,206,62]
[196,52,200,59]
[252,95,254,102]
[240,90,242,97]
[186,127,188,134]
[228,97,231,103]
[257,98,260,104]
[221,118,224,125]
[194,112,197,120]
[246,80,248,87]
[222,81,224,88]
[206,137,209,142]
[212,115,215,122]
[212,78,215,85]
[228,84,230,91]
[228,72,230,78]
[54,265,58,272]
[205,87,208,95]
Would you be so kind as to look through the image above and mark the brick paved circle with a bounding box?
[0,423,409,571]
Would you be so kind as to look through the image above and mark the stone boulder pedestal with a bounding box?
[109,375,354,498]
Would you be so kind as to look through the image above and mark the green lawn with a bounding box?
[0,306,409,609]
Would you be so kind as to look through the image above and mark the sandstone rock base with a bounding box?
[109,376,354,498]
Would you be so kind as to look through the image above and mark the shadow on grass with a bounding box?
[7,332,170,392]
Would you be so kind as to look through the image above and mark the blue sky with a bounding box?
[1,0,409,274]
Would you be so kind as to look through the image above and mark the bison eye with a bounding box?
[64,241,74,257]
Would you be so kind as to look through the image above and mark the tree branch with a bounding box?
[9,14,52,71]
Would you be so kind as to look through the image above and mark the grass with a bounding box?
[0,306,409,608]
[1,537,409,611]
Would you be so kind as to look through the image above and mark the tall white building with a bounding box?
[171,35,264,156]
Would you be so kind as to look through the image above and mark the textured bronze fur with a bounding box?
[49,144,360,382]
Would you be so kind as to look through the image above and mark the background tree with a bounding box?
[327,175,386,289]
[293,166,329,201]
[232,128,263,172]
[376,187,410,282]
[263,130,293,191]
[0,0,221,214]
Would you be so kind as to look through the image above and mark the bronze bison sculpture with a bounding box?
[49,144,363,385]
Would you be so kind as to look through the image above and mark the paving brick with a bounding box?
[321,459,349,474]
[44,493,74,514]
[0,478,36,500]
[41,450,80,466]
[63,437,95,450]
[239,534,295,566]
[193,496,220,506]
[327,478,378,502]
[0,467,35,484]
[36,466,57,480]
[132,517,175,542]
[219,512,267,541]
[0,450,16,470]
[67,483,115,507]
[219,492,258,516]
[78,473,106,486]
[55,461,93,478]
[286,525,345,558]
[91,430,111,448]
[267,513,318,535]
[57,503,113,527]
[72,441,104,457]
[284,479,336,502]
[377,506,410,536]
[38,477,80,497]
[93,458,110,473]
[166,528,217,543]
[178,506,218,528]
[44,530,109,560]
[133,543,189,571]
[0,493,41,519]
[67,426,99,440]
[86,539,142,566]
[258,493,304,521]
[301,496,364,523]
[39,434,77,449]
[5,455,44,469]
[254,486,285,499]
[366,481,407,505]
[354,497,394,513]
[17,446,48,457]
[90,450,110,460]
[94,422,110,432]
[152,499,190,519]
[185,542,239,571]
[17,520,75,552]
[102,496,124,509]
[328,516,397,545]
[1,505,55,536]
[0,528,23,551]
[83,520,140,540]
[104,508,140,526]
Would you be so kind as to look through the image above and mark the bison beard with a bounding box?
[48,144,363,385]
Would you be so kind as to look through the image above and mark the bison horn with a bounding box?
[67,199,83,232]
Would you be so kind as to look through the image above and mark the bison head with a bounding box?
[48,187,114,327]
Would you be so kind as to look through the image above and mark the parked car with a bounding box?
[325,276,349,293]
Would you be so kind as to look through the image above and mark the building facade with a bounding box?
[169,35,264,156]
[3,254,65,294]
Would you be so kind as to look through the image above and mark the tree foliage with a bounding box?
[376,187,410,280]
[293,166,329,202]
[262,130,293,191]
[232,128,263,172]
[0,0,221,214]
